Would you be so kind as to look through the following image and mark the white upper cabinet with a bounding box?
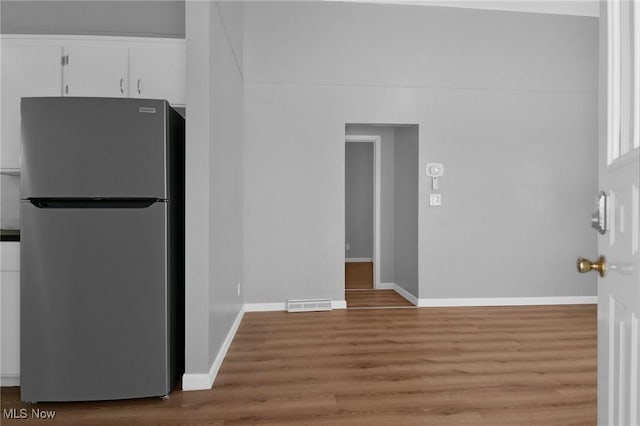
[129,44,185,106]
[62,45,129,98]
[1,35,186,172]
[1,43,63,170]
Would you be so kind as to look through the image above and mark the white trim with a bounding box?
[0,375,20,387]
[332,300,347,309]
[182,307,245,391]
[180,372,213,392]
[345,135,382,290]
[244,302,287,312]
[244,301,346,312]
[392,284,419,306]
[348,306,416,310]
[417,296,598,307]
[345,257,372,263]
[379,282,419,305]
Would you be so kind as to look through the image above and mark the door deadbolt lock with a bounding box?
[577,255,606,277]
[591,191,607,235]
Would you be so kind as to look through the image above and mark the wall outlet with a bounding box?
[345,242,350,250]
[237,282,241,297]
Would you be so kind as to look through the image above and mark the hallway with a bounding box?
[345,262,415,309]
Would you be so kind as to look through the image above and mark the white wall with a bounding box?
[243,1,598,304]
[184,0,243,386]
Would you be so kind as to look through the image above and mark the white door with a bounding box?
[591,1,640,425]
[129,45,186,106]
[62,46,128,98]
[0,44,63,169]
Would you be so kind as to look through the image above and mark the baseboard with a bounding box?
[391,283,419,306]
[245,300,346,312]
[345,258,372,263]
[244,302,286,312]
[377,282,418,305]
[0,375,20,387]
[182,306,245,391]
[417,296,598,307]
[332,300,347,309]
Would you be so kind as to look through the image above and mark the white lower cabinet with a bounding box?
[1,242,20,386]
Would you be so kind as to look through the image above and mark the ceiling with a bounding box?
[329,0,600,17]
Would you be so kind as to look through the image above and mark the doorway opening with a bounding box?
[344,124,419,309]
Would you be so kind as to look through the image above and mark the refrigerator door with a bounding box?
[20,201,170,401]
[21,97,168,199]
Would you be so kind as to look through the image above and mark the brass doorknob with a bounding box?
[577,255,606,277]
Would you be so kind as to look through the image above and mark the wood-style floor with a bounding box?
[345,289,414,308]
[345,261,414,308]
[1,305,596,425]
[345,262,374,290]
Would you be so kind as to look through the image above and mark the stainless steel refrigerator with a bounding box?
[20,97,184,402]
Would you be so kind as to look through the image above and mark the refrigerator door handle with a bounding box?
[28,199,160,209]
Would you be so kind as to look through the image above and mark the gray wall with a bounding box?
[184,0,210,378]
[394,126,419,297]
[0,1,185,38]
[243,1,598,304]
[345,143,374,258]
[184,1,243,376]
[208,0,244,372]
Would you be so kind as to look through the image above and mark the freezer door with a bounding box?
[20,201,171,401]
[21,97,168,199]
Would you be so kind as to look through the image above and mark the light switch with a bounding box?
[429,193,442,206]
[426,163,444,177]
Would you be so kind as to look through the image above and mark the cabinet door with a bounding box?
[1,44,62,170]
[0,242,20,386]
[129,45,185,106]
[63,46,128,98]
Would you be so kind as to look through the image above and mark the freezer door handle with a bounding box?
[28,198,161,209]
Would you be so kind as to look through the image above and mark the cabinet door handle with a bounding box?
[65,85,69,95]
[120,78,125,94]
[137,78,141,95]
